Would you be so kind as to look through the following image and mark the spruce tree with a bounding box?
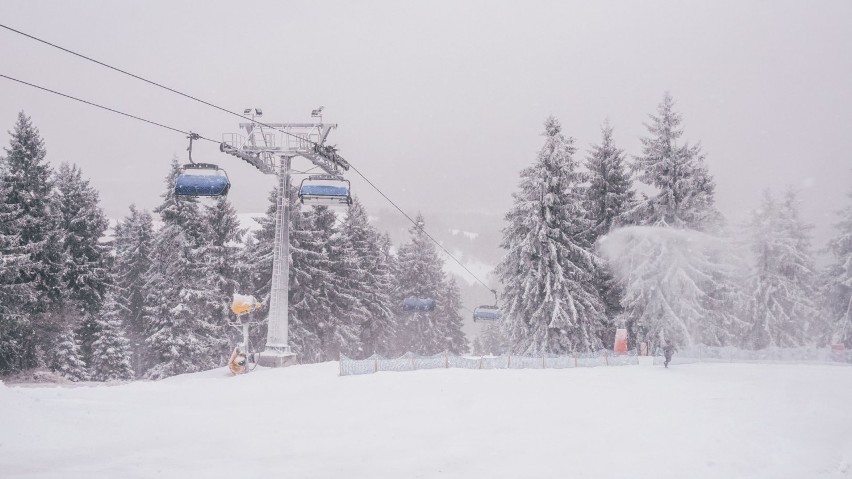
[744,189,818,348]
[0,172,37,373]
[113,205,155,375]
[633,93,720,230]
[143,159,224,378]
[497,117,606,354]
[0,112,66,371]
[339,198,395,357]
[0,112,65,312]
[49,325,88,381]
[585,121,636,240]
[822,183,852,347]
[393,214,449,355]
[54,163,112,310]
[584,122,636,340]
[89,292,134,381]
[54,163,113,366]
[435,277,469,354]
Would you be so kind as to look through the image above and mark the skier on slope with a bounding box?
[663,340,677,368]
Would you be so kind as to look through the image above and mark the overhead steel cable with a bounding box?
[0,24,496,294]
[0,23,320,148]
[0,74,218,143]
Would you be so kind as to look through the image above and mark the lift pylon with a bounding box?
[221,112,350,367]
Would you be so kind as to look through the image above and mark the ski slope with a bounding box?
[1,362,851,478]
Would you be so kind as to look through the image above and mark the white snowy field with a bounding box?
[2,363,851,479]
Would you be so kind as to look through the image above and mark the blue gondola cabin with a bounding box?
[298,175,352,206]
[174,163,231,197]
[401,297,436,312]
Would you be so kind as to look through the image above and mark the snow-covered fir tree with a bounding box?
[0,112,66,371]
[633,93,720,230]
[88,292,134,381]
[200,196,245,355]
[143,159,224,379]
[0,168,36,373]
[49,325,88,381]
[744,189,819,348]
[54,163,113,366]
[54,163,112,310]
[822,182,852,347]
[585,121,636,240]
[584,121,636,337]
[112,205,155,375]
[497,117,606,354]
[393,214,453,355]
[305,205,361,361]
[339,198,396,357]
[435,277,469,354]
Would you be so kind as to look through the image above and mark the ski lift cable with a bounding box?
[0,25,497,295]
[0,74,220,144]
[0,23,328,149]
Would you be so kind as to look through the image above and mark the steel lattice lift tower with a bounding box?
[220,109,350,367]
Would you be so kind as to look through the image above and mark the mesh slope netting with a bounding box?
[339,346,851,376]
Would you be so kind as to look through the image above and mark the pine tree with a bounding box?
[0,112,66,312]
[304,205,361,361]
[393,214,450,355]
[0,112,66,371]
[54,163,113,366]
[54,163,112,310]
[339,198,395,357]
[200,196,245,356]
[584,122,636,340]
[0,171,37,373]
[435,277,469,354]
[88,292,134,381]
[585,121,636,240]
[633,93,720,230]
[143,159,224,379]
[744,189,819,348]
[497,117,606,354]
[822,183,852,347]
[113,205,155,375]
[49,325,88,381]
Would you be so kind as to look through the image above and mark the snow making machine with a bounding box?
[227,293,264,374]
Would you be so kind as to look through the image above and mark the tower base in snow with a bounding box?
[258,348,298,368]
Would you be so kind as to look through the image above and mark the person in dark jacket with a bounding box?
[663,340,677,368]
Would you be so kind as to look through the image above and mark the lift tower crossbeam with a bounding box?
[221,114,348,367]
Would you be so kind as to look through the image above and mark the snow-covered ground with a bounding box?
[2,362,851,479]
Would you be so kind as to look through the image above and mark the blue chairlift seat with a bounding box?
[473,305,501,322]
[402,297,436,312]
[175,163,231,197]
[298,175,352,207]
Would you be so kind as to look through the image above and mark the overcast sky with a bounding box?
[1,0,850,249]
